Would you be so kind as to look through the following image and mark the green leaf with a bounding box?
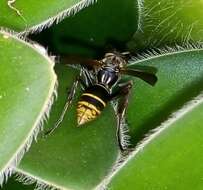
[128,0,203,51]
[127,47,203,145]
[0,31,56,184]
[16,47,203,190]
[107,95,203,190]
[38,0,140,57]
[16,64,119,190]
[0,0,96,32]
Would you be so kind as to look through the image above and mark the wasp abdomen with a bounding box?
[77,85,110,125]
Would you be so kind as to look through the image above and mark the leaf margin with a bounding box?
[0,29,57,185]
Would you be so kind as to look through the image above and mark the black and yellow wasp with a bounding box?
[46,51,158,150]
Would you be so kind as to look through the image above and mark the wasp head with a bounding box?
[102,51,130,70]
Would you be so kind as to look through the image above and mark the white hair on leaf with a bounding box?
[0,30,58,186]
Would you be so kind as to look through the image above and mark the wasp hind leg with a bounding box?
[111,80,133,152]
[44,71,87,136]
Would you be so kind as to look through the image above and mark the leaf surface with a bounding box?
[128,0,203,51]
[107,95,203,190]
[35,0,140,57]
[0,30,56,184]
[127,48,203,144]
[0,0,95,32]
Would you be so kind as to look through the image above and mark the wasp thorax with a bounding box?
[77,101,101,126]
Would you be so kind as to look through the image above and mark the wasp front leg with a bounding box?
[111,80,133,151]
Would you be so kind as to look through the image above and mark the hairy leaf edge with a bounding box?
[129,42,203,65]
[0,30,57,186]
[14,168,69,190]
[17,0,97,36]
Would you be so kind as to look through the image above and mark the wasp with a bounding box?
[45,51,158,151]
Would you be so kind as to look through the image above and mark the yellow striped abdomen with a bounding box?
[77,85,109,126]
[77,101,101,125]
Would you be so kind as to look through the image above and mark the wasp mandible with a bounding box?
[45,51,158,151]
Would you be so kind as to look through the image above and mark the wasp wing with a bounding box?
[120,65,158,86]
[60,55,103,69]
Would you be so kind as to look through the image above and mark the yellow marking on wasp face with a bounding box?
[77,101,101,125]
[82,93,106,107]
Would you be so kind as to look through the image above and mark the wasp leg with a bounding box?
[78,77,88,90]
[111,80,133,151]
[81,68,93,88]
[44,71,85,136]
